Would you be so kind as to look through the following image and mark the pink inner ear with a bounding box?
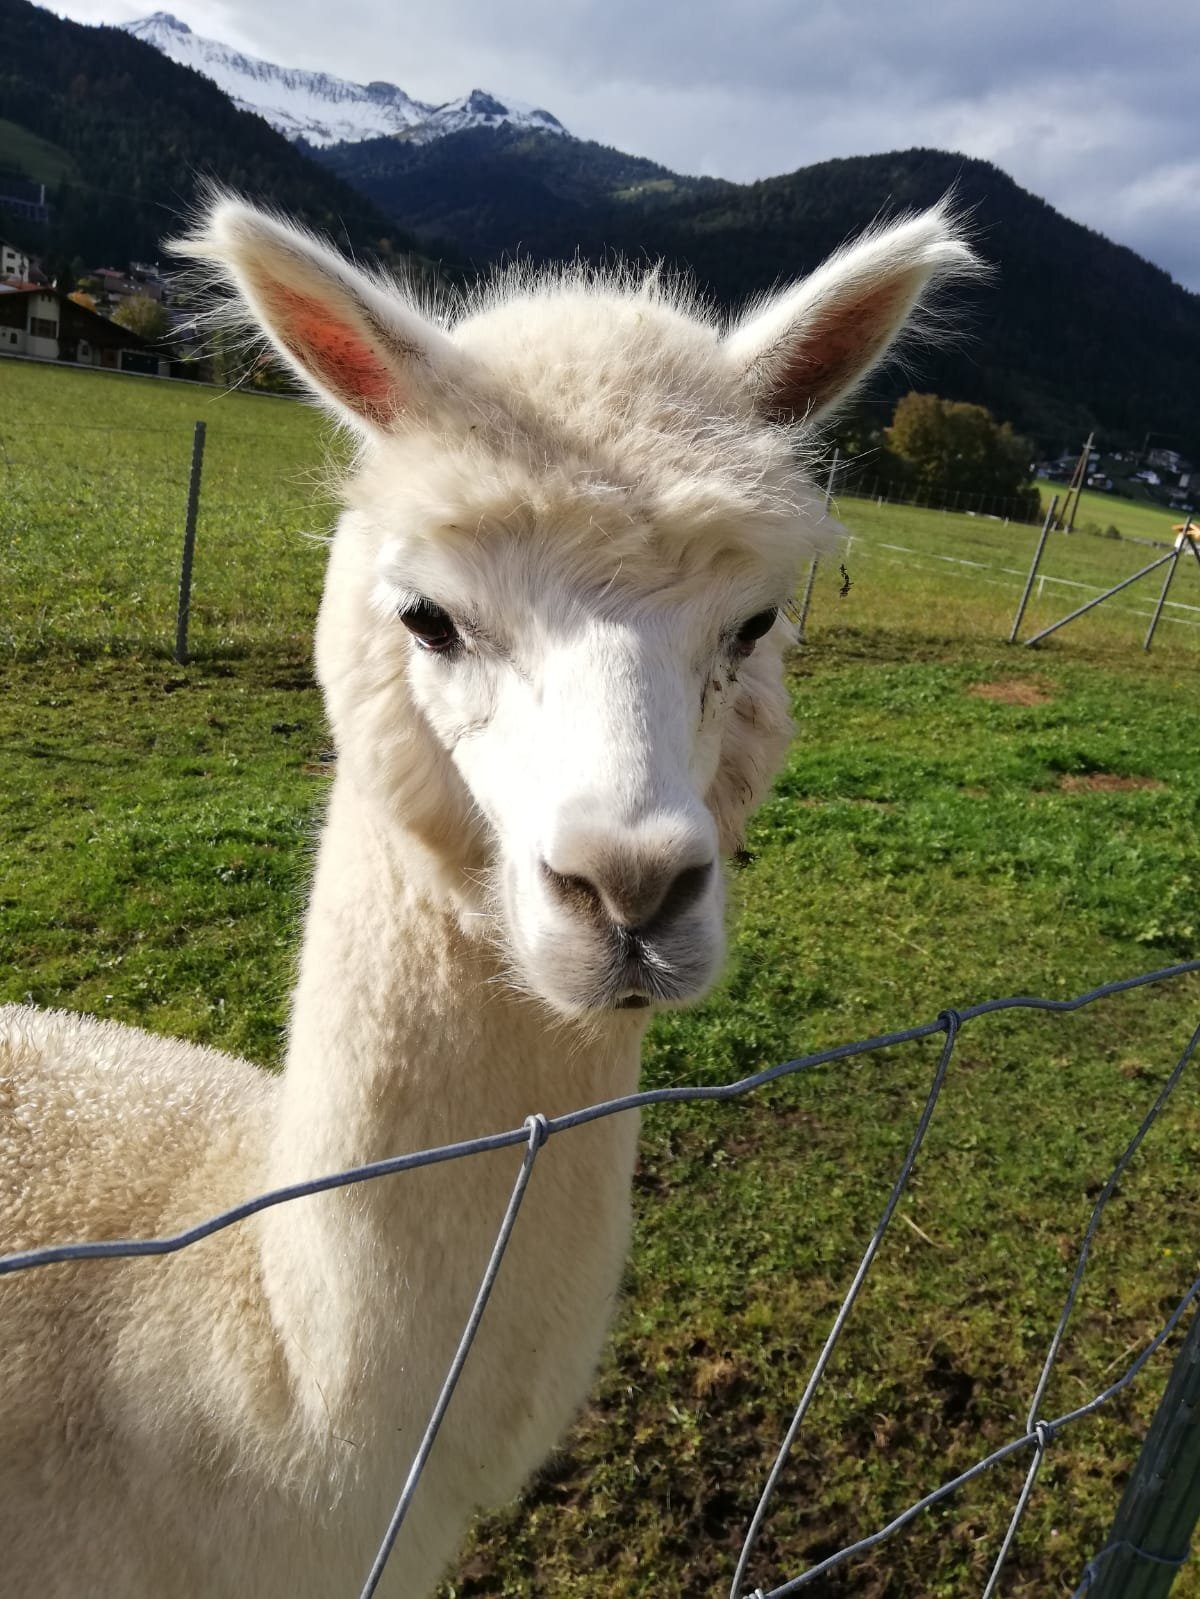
[774,279,912,416]
[270,284,396,414]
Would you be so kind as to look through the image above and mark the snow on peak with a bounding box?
[413,89,567,144]
[119,14,569,149]
[131,11,189,34]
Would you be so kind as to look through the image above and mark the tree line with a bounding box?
[835,393,1042,523]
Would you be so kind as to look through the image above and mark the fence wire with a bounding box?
[3,960,1200,1598]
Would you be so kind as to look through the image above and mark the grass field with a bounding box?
[3,359,1200,1597]
[1037,482,1188,546]
[0,116,80,188]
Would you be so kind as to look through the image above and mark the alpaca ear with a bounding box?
[172,198,461,433]
[725,205,981,424]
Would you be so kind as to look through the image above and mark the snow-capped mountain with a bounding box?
[410,89,567,145]
[120,13,567,148]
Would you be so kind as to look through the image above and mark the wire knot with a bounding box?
[937,1007,962,1038]
[524,1112,551,1150]
[1033,1418,1053,1451]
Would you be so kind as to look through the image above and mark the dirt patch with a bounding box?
[1058,772,1164,793]
[967,680,1052,706]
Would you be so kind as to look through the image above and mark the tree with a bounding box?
[871,392,1041,520]
[111,293,169,342]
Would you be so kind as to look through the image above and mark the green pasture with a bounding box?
[0,116,79,188]
[1036,481,1188,546]
[3,359,1200,1598]
[834,494,1200,661]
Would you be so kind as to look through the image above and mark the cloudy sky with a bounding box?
[50,0,1200,292]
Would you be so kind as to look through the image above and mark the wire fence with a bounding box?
[836,472,1044,525]
[0,404,338,659]
[4,404,1196,663]
[4,961,1200,1597]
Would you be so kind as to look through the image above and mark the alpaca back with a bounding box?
[0,1000,642,1599]
[0,1007,285,1594]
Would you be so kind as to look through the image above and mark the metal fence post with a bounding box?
[1009,495,1058,643]
[174,420,207,665]
[1022,550,1177,648]
[1143,542,1184,652]
[796,451,838,644]
[1083,1309,1200,1598]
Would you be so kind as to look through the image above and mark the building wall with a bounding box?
[25,294,61,360]
[0,291,168,375]
[0,243,30,280]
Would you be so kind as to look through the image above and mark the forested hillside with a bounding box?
[315,125,721,258]
[321,132,1200,457]
[0,0,423,270]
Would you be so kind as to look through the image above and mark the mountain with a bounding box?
[317,125,723,268]
[317,130,1200,460]
[4,0,1196,461]
[0,0,429,270]
[120,13,567,149]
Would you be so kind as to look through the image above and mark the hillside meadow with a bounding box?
[2,359,1200,1597]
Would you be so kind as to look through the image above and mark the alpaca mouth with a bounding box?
[598,934,698,1012]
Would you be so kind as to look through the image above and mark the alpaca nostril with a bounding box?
[540,854,715,931]
[642,859,714,933]
[539,861,606,922]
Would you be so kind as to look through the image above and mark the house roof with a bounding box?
[0,287,158,349]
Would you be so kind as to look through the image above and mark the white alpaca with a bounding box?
[0,199,976,1598]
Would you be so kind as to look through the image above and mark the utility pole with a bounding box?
[1061,431,1094,534]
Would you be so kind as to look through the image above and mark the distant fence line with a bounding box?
[835,472,1044,525]
[3,962,1200,1597]
[2,415,1195,660]
[834,527,1200,633]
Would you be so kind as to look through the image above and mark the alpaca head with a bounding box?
[182,200,977,1019]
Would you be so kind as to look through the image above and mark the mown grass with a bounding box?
[835,495,1200,661]
[0,359,338,659]
[3,361,1200,1597]
[1037,482,1189,546]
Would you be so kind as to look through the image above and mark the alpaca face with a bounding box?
[182,198,977,1017]
[358,516,797,1016]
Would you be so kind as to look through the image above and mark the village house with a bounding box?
[88,267,141,307]
[85,262,167,309]
[0,286,170,374]
[0,237,35,283]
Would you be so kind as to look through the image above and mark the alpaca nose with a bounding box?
[540,830,716,933]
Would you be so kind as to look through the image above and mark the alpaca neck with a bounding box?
[260,774,648,1445]
[274,775,645,1175]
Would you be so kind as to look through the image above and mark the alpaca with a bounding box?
[0,198,977,1598]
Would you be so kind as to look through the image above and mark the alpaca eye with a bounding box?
[732,607,778,657]
[398,598,459,654]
